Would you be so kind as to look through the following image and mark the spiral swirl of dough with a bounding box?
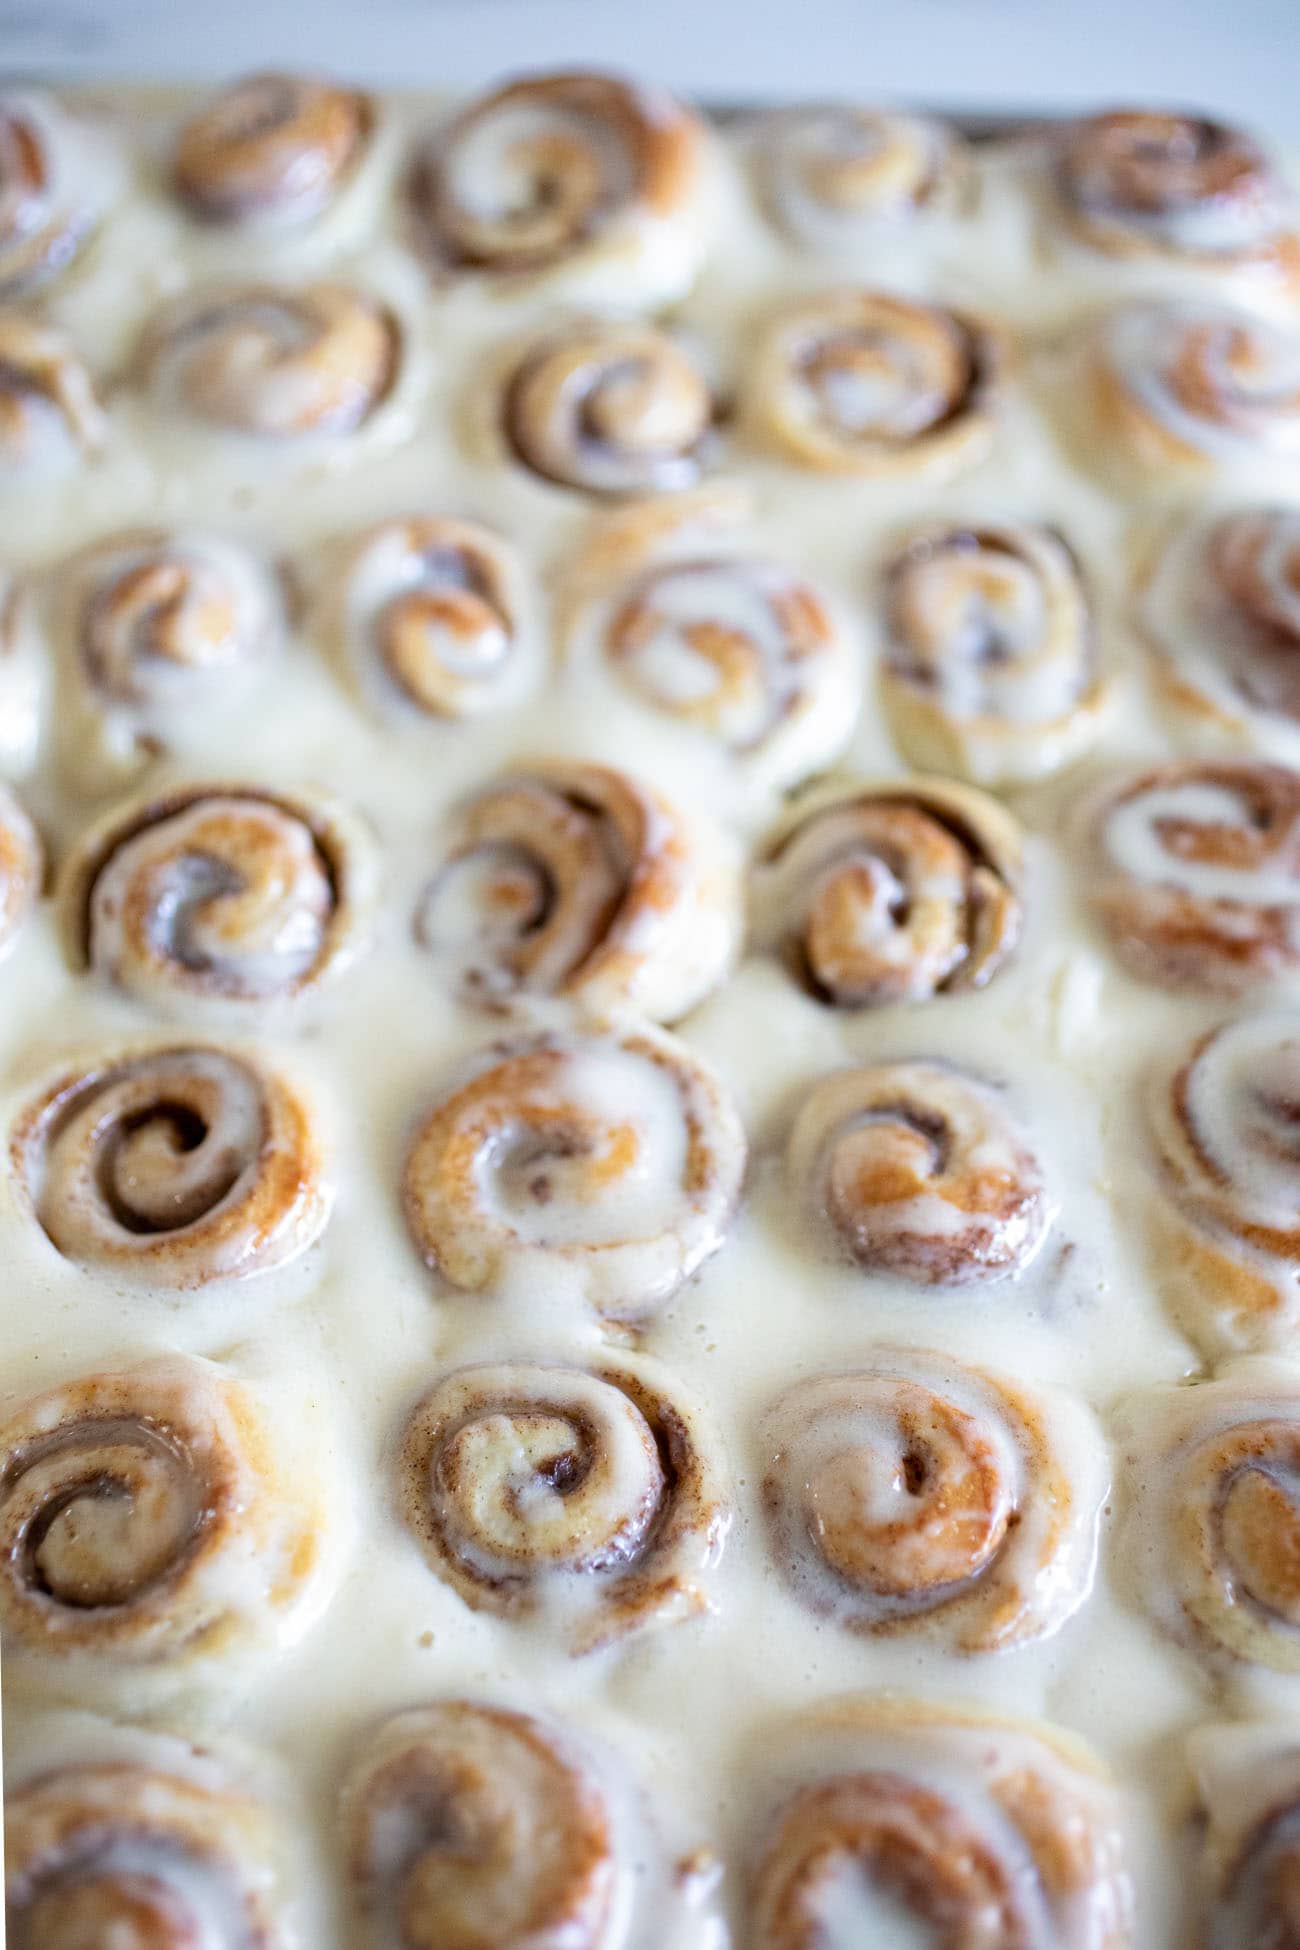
[498,318,714,494]
[398,1354,728,1651]
[138,281,400,439]
[788,1058,1052,1286]
[881,522,1107,787]
[61,783,375,1021]
[417,759,739,1020]
[0,782,39,961]
[1191,1723,1300,1950]
[408,69,714,307]
[0,312,103,477]
[0,1354,328,1691]
[760,1349,1104,1650]
[12,1041,332,1288]
[173,70,373,229]
[0,91,106,297]
[402,1023,745,1322]
[755,105,968,251]
[752,776,1022,1007]
[750,1697,1133,1949]
[745,288,1001,478]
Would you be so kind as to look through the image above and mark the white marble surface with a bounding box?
[2,0,1297,138]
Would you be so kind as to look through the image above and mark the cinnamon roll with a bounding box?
[398,1353,729,1651]
[1086,299,1300,486]
[48,528,284,789]
[342,1700,713,1950]
[1057,111,1300,297]
[0,1354,329,1692]
[6,1748,289,1949]
[788,1058,1052,1285]
[408,69,715,307]
[1190,1721,1300,1950]
[0,784,40,962]
[744,288,1002,478]
[753,105,969,254]
[1115,1359,1300,1673]
[417,760,740,1020]
[60,783,375,1021]
[559,491,860,791]
[331,514,534,725]
[0,91,108,298]
[749,1696,1133,1949]
[760,1348,1104,1650]
[173,71,374,230]
[752,776,1022,1006]
[402,1023,746,1322]
[1138,506,1300,750]
[493,317,715,495]
[1146,1012,1300,1354]
[0,312,103,477]
[137,281,400,440]
[880,521,1108,787]
[12,1041,332,1288]
[1085,761,1300,993]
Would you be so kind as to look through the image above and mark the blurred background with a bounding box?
[3,0,1297,138]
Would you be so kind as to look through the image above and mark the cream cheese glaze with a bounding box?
[3,73,1300,1948]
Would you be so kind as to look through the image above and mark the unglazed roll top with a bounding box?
[749,1697,1133,1948]
[0,91,107,297]
[0,313,103,477]
[745,288,1001,478]
[12,1041,332,1287]
[138,281,400,439]
[416,759,739,1019]
[754,105,967,252]
[61,783,375,1020]
[788,1058,1052,1285]
[398,1353,729,1650]
[498,318,715,494]
[760,1348,1104,1650]
[0,783,40,960]
[0,1354,329,1691]
[752,777,1022,1006]
[408,69,714,306]
[881,521,1106,786]
[6,1752,290,1949]
[401,1022,746,1320]
[1086,761,1300,993]
[1117,1359,1300,1674]
[173,71,374,229]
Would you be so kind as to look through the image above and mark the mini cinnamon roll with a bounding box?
[0,784,40,961]
[788,1058,1052,1286]
[1146,1012,1300,1354]
[12,1041,332,1288]
[398,1353,729,1651]
[402,1023,746,1322]
[1086,299,1300,486]
[49,528,283,788]
[342,1701,712,1950]
[880,521,1108,787]
[60,783,375,1021]
[494,318,715,494]
[559,491,860,791]
[408,69,715,308]
[749,1696,1133,1949]
[752,776,1022,1007]
[753,105,969,253]
[0,92,107,297]
[6,1750,289,1948]
[1116,1359,1300,1674]
[744,288,1002,478]
[137,281,400,440]
[173,71,374,230]
[1190,1722,1300,1950]
[331,514,533,724]
[1138,506,1300,749]
[417,760,740,1020]
[0,1354,328,1691]
[1085,761,1300,993]
[0,312,103,477]
[760,1349,1104,1650]
[1057,111,1300,295]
